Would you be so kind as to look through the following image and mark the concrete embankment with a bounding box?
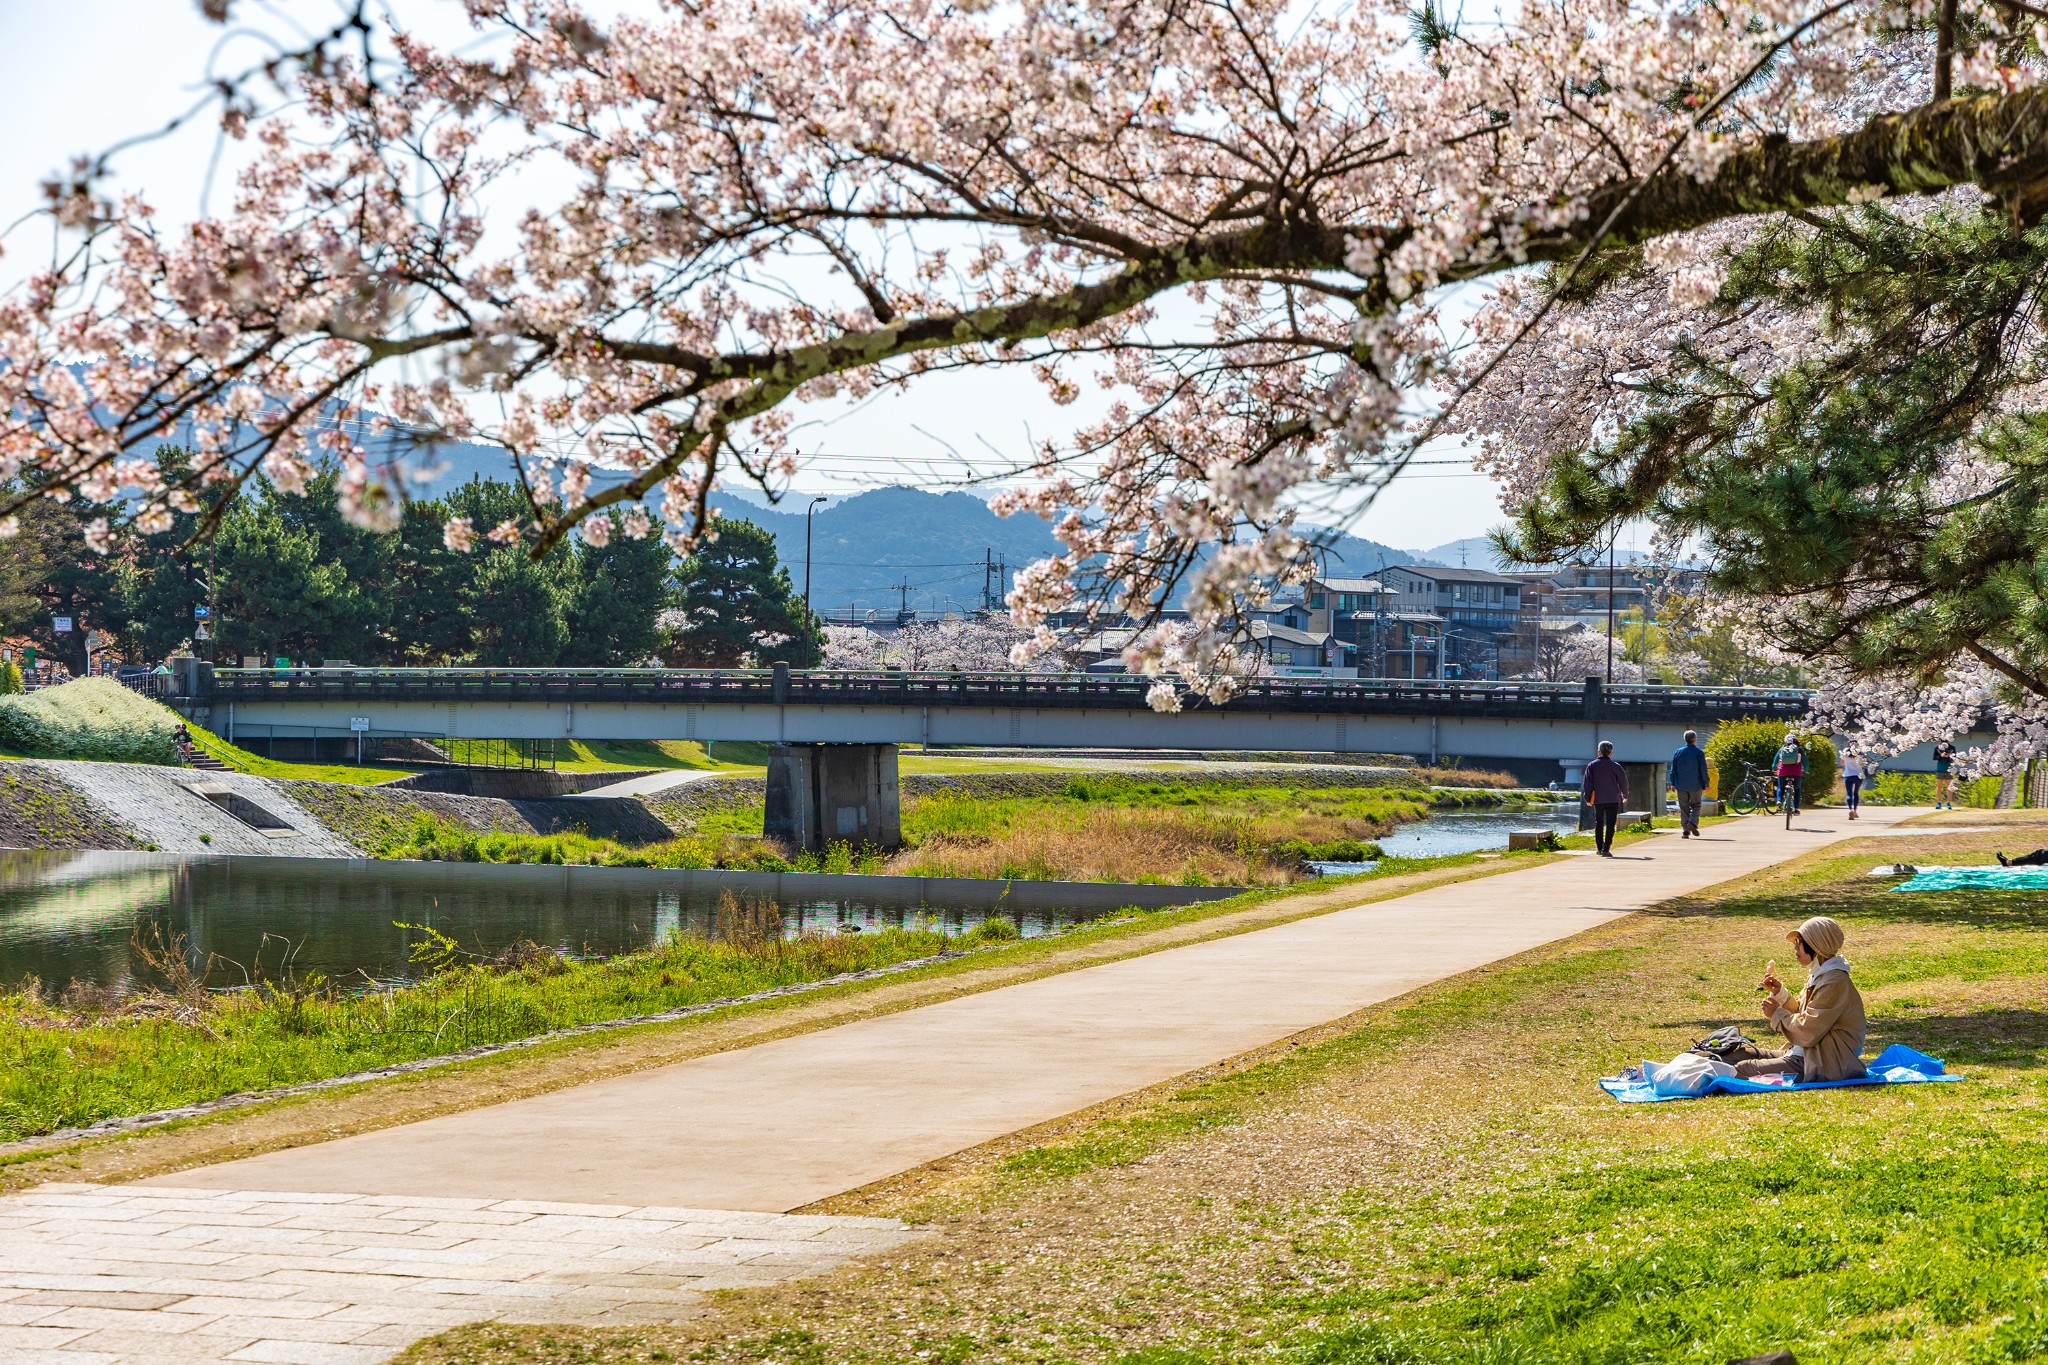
[2,757,1449,857]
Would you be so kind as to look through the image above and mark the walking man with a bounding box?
[1582,740,1629,857]
[1670,728,1710,838]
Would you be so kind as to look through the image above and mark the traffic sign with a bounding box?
[51,617,72,633]
[349,716,371,733]
[194,604,210,619]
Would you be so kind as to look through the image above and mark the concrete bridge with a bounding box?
[169,665,1824,848]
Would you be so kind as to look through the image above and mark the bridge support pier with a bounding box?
[764,743,902,852]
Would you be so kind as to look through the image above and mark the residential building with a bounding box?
[1380,566,1527,631]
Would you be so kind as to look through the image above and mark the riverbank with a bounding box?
[0,852,1532,1171]
[368,774,1554,884]
[385,811,2048,1365]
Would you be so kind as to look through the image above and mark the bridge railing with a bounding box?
[205,667,1814,719]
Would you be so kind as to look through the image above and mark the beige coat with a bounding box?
[1765,967,1867,1081]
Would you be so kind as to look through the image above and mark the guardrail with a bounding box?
[201,667,1814,722]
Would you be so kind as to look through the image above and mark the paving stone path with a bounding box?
[0,1184,914,1365]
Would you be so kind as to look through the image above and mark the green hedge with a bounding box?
[0,678,182,765]
[1703,716,1838,801]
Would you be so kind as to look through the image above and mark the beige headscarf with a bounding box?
[1790,915,1845,961]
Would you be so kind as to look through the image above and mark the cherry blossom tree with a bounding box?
[8,0,2048,708]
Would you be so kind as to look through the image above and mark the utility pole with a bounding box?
[984,548,996,612]
[1605,532,1617,685]
[804,495,828,616]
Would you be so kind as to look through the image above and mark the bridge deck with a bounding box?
[200,667,1812,724]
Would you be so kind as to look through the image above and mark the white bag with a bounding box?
[1642,1052,1735,1098]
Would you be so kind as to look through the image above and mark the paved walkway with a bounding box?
[4,803,1918,1363]
[0,1185,913,1364]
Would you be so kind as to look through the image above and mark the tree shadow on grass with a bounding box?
[1643,885,2048,932]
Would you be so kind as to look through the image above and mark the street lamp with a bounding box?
[803,495,829,615]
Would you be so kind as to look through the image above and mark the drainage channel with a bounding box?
[185,781,301,838]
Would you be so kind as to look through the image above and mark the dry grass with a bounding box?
[1414,764,1522,788]
[884,805,1290,884]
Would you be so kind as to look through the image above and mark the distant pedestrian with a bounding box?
[1582,740,1629,857]
[1841,749,1866,821]
[1670,729,1709,839]
[1933,740,1957,809]
[1773,733,1806,817]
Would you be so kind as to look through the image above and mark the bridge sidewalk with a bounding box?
[157,805,1919,1213]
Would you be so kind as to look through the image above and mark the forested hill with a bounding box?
[392,442,1433,611]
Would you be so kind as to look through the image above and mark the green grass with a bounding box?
[186,724,419,785]
[0,917,1024,1143]
[435,738,762,774]
[371,810,879,873]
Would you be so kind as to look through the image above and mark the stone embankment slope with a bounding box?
[1,756,1466,856]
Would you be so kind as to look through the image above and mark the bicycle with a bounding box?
[1724,761,1781,815]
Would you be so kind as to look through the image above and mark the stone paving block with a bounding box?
[330,1246,498,1268]
[193,1316,379,1345]
[32,1306,225,1334]
[0,1347,119,1365]
[227,1340,390,1365]
[211,1193,362,1207]
[142,1278,310,1301]
[383,1207,532,1227]
[0,1306,58,1327]
[488,1200,634,1218]
[13,1290,191,1312]
[167,1298,352,1321]
[0,1325,95,1348]
[350,1195,497,1212]
[48,1328,263,1361]
[0,1276,153,1295]
[401,1278,566,1299]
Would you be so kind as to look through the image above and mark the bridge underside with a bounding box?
[208,698,1713,766]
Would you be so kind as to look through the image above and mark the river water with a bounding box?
[0,853,1238,994]
[0,806,1581,994]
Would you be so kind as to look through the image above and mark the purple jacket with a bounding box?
[1582,756,1629,805]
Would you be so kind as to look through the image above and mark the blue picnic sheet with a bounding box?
[1600,1043,1963,1104]
[1893,866,2048,892]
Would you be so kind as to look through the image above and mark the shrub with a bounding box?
[0,678,181,764]
[0,660,21,696]
[1703,717,1837,802]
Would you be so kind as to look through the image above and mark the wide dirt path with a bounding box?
[161,804,1915,1212]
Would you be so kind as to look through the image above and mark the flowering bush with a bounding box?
[0,678,181,765]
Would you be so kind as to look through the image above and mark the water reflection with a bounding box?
[0,851,1235,994]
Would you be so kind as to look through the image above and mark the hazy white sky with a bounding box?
[0,0,1514,552]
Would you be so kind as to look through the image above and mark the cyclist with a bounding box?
[1772,733,1806,818]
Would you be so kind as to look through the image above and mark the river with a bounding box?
[0,806,1578,993]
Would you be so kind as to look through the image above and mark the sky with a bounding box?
[0,0,1517,553]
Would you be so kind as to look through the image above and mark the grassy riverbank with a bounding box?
[0,909,1016,1144]
[369,775,1547,885]
[404,818,2048,1365]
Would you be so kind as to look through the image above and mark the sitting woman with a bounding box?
[1734,915,1868,1081]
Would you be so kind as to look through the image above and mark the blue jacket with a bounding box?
[1669,743,1710,792]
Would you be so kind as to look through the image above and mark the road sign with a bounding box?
[349,716,371,733]
[51,617,72,633]
[194,604,210,619]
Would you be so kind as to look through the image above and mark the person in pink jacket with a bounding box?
[1581,741,1630,857]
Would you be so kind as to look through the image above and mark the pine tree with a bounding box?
[561,512,673,666]
[1504,202,2048,702]
[664,517,824,667]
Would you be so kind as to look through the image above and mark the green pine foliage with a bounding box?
[0,678,182,764]
[0,660,21,696]
[665,515,825,667]
[1703,716,1837,800]
[1504,203,2048,705]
